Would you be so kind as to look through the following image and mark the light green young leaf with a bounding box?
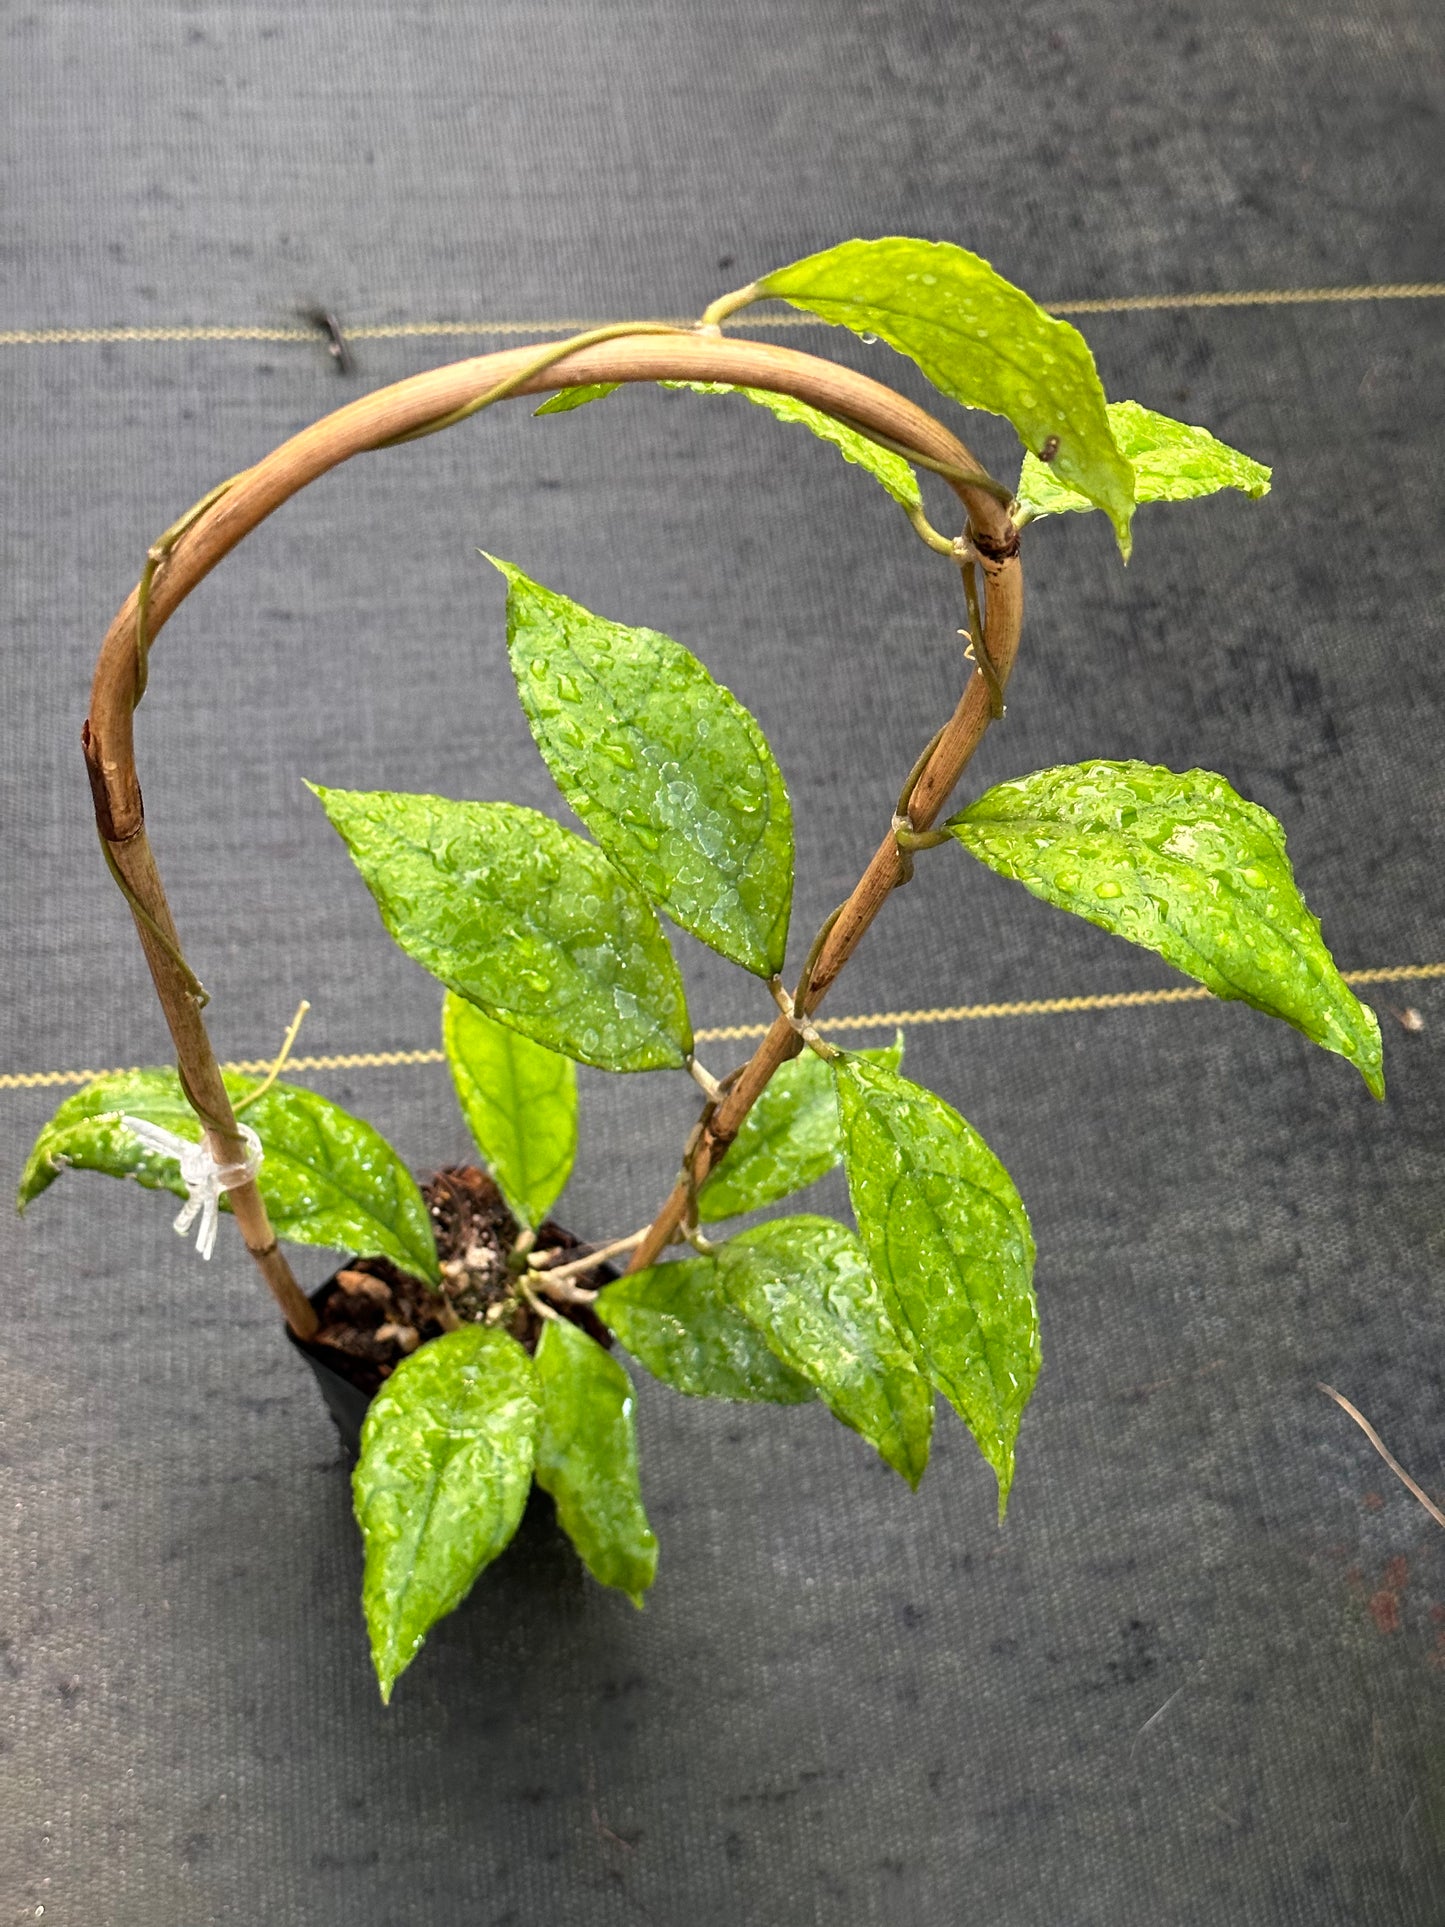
[756,236,1136,555]
[661,381,923,510]
[835,1056,1039,1515]
[534,381,621,415]
[534,1316,658,1605]
[17,1066,439,1281]
[490,560,794,977]
[1016,400,1271,523]
[598,1259,815,1404]
[442,992,576,1229]
[355,1326,539,1702]
[715,1216,933,1488]
[310,785,691,1073]
[696,1032,904,1222]
[537,378,923,510]
[947,760,1383,1097]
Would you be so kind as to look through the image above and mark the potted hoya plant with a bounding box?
[19,239,1383,1701]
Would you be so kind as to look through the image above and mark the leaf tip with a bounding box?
[1352,1003,1386,1099]
[994,1470,1014,1524]
[372,1649,399,1704]
[900,1457,927,1494]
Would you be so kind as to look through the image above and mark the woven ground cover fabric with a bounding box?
[2,2,1442,1921]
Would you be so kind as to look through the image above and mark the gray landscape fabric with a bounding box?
[2,2,1442,1921]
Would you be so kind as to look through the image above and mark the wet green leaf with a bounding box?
[534,381,621,414]
[757,236,1136,555]
[17,1066,439,1281]
[490,560,793,977]
[310,785,691,1073]
[1016,400,1271,522]
[598,1260,815,1404]
[18,1067,211,1212]
[696,1032,904,1222]
[947,760,1383,1096]
[661,381,922,509]
[835,1056,1038,1514]
[534,1316,657,1605]
[715,1217,933,1487]
[442,991,576,1229]
[537,379,923,510]
[355,1326,539,1701]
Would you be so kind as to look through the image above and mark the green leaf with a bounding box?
[310,785,692,1073]
[489,559,794,977]
[534,381,621,415]
[17,1067,439,1281]
[1016,400,1272,523]
[538,379,923,511]
[355,1326,539,1701]
[442,991,576,1229]
[18,1067,207,1211]
[534,1316,658,1605]
[947,760,1383,1097]
[715,1217,933,1487]
[696,1032,904,1222]
[661,381,923,510]
[835,1056,1039,1514]
[598,1259,815,1404]
[757,236,1136,556]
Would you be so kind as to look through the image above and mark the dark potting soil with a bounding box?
[299,1165,614,1397]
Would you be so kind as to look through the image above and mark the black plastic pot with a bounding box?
[287,1285,373,1457]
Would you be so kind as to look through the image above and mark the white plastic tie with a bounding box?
[119,1117,263,1261]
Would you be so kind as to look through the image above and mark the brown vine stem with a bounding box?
[624,537,1021,1272]
[84,327,1021,1335]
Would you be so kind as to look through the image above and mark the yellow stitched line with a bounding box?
[2,284,1441,347]
[4,962,1439,1093]
[1043,283,1445,313]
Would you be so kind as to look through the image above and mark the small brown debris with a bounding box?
[1362,1491,1385,1511]
[375,1323,419,1354]
[1390,1007,1425,1032]
[1382,1555,1409,1591]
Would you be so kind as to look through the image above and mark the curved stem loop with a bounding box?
[85,324,1022,1327]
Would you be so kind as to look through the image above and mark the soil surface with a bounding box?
[300,1166,615,1396]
